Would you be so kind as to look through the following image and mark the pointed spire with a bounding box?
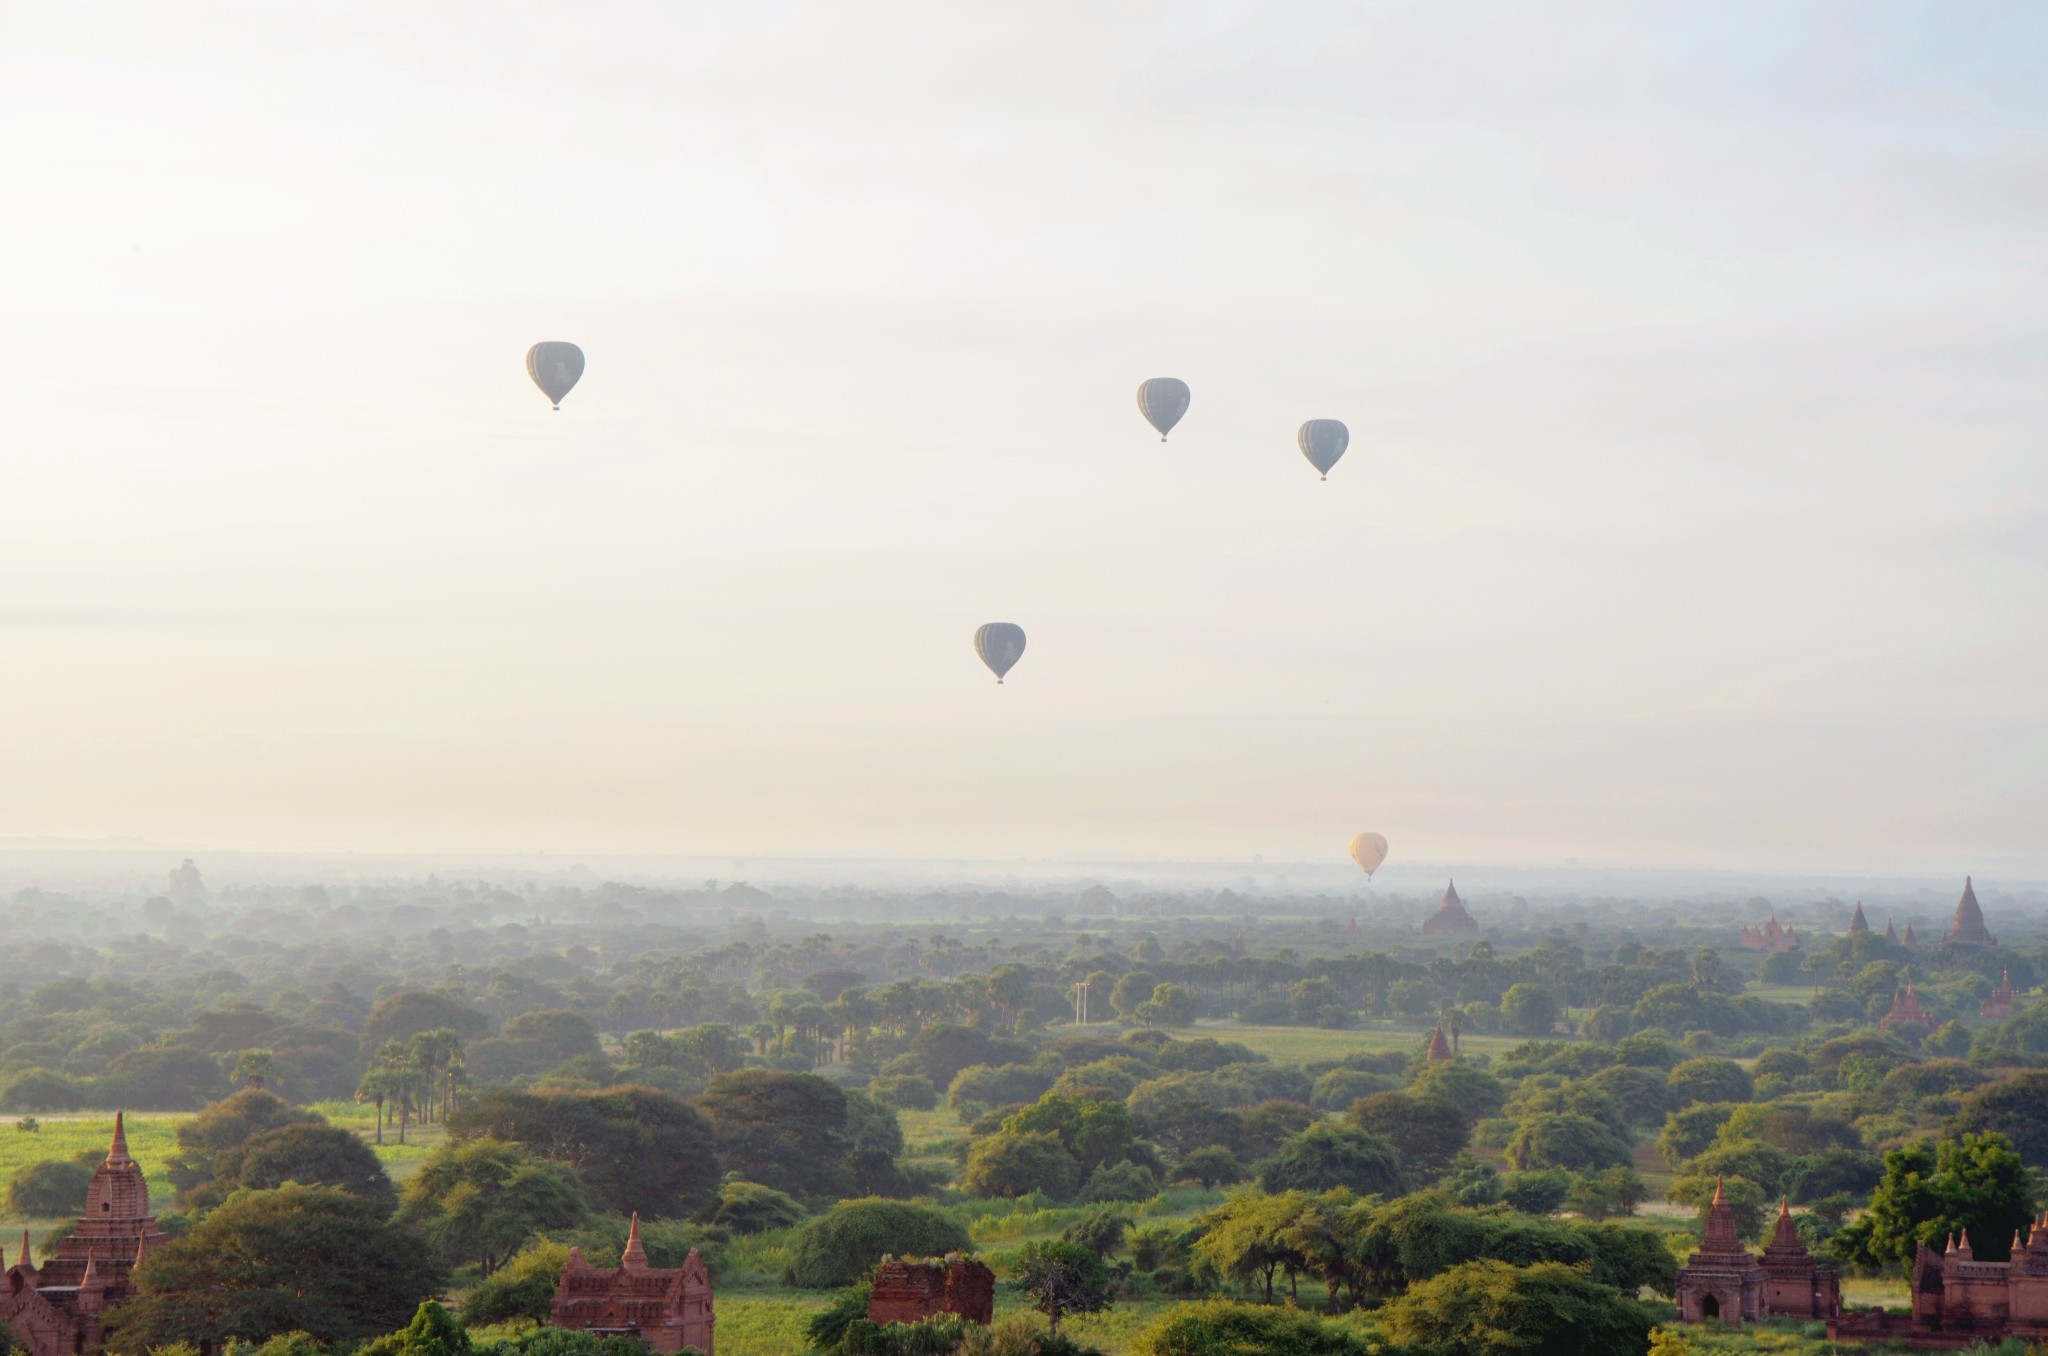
[1703,1176,1740,1251]
[1945,1233,1956,1254]
[17,1230,30,1269]
[1848,901,1870,935]
[1946,876,1994,947]
[108,1111,129,1162]
[1957,1229,1973,1259]
[1713,1176,1727,1204]
[621,1212,648,1270]
[80,1255,98,1290]
[1424,1024,1454,1063]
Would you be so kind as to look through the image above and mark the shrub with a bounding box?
[782,1199,971,1288]
[1170,1146,1242,1189]
[965,1131,1080,1200]
[1256,1124,1403,1196]
[1380,1259,1654,1356]
[460,1242,567,1326]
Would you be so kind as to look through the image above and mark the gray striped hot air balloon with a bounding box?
[974,623,1027,684]
[1136,378,1190,442]
[1298,419,1349,480]
[526,342,585,410]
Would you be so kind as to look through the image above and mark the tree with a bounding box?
[1346,1092,1468,1180]
[1667,1058,1752,1107]
[691,1070,851,1199]
[356,1300,469,1356]
[1014,1240,1113,1333]
[1958,1071,2048,1169]
[1193,1191,1310,1304]
[360,991,490,1057]
[781,1199,971,1288]
[1139,984,1198,1028]
[1656,1104,1735,1168]
[397,1138,589,1273]
[1507,1113,1632,1173]
[108,1184,447,1349]
[459,1242,569,1327]
[1407,1061,1508,1122]
[964,1130,1080,1199]
[1259,1124,1403,1197]
[1500,985,1562,1038]
[450,1085,722,1219]
[1834,1133,2036,1274]
[1080,1160,1160,1203]
[7,1159,94,1216]
[168,1087,321,1204]
[1171,1146,1243,1189]
[231,1124,399,1215]
[1110,972,1159,1021]
[1062,1210,1131,1257]
[711,1180,807,1234]
[1379,1259,1653,1356]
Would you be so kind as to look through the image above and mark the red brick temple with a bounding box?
[1739,912,1801,953]
[0,1114,170,1356]
[1675,1187,1837,1325]
[1421,880,1477,936]
[866,1256,994,1327]
[1831,1220,2048,1347]
[1981,971,2019,1020]
[550,1215,715,1354]
[1880,983,1937,1034]
[1944,877,1995,948]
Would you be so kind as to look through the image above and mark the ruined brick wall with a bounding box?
[867,1259,995,1327]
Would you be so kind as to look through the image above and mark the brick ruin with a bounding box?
[866,1256,995,1327]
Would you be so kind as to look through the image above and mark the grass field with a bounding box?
[712,1283,1184,1356]
[1746,985,1820,1006]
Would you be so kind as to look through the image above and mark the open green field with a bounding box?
[1746,984,1819,1006]
[713,1288,1184,1356]
[1192,1020,1527,1063]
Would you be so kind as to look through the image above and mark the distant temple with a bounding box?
[867,1257,994,1327]
[1421,880,1478,936]
[1424,1024,1454,1063]
[1847,902,1871,935]
[1739,912,1801,953]
[1945,877,1996,948]
[1982,971,2020,1020]
[1880,983,1937,1034]
[1675,1187,1837,1325]
[1903,924,1921,950]
[1885,918,1900,945]
[1830,1220,2048,1347]
[551,1215,715,1354]
[0,1115,169,1356]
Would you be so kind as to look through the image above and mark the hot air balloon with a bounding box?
[1299,419,1349,480]
[974,623,1027,684]
[526,342,585,410]
[1348,832,1388,878]
[1137,378,1190,442]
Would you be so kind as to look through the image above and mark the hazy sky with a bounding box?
[1,3,2043,873]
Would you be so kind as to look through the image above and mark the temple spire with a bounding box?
[17,1229,29,1268]
[108,1111,130,1163]
[621,1212,648,1270]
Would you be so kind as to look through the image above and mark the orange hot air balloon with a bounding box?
[1348,833,1388,878]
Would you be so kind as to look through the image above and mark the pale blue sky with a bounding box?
[0,3,2041,871]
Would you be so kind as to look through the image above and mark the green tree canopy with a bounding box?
[1258,1124,1403,1197]
[781,1198,970,1288]
[1380,1259,1653,1356]
[396,1138,589,1274]
[449,1085,721,1219]
[1346,1092,1468,1180]
[1013,1239,1113,1333]
[1130,1299,1367,1356]
[690,1070,852,1200]
[1834,1132,2036,1273]
[109,1184,446,1350]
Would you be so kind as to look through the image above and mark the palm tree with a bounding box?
[356,1069,390,1145]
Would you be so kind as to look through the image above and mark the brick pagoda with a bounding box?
[550,1215,715,1355]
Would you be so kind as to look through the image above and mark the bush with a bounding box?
[1130,1299,1367,1356]
[868,1075,938,1112]
[7,1159,94,1216]
[1667,1058,1753,1107]
[781,1198,971,1288]
[965,1131,1080,1200]
[1079,1160,1158,1204]
[1500,1169,1573,1215]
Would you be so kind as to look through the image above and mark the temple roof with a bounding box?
[1945,876,1995,947]
[1847,902,1869,935]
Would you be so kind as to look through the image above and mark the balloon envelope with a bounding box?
[1137,378,1191,441]
[526,342,585,409]
[1299,419,1349,479]
[1348,832,1388,876]
[975,623,1027,683]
